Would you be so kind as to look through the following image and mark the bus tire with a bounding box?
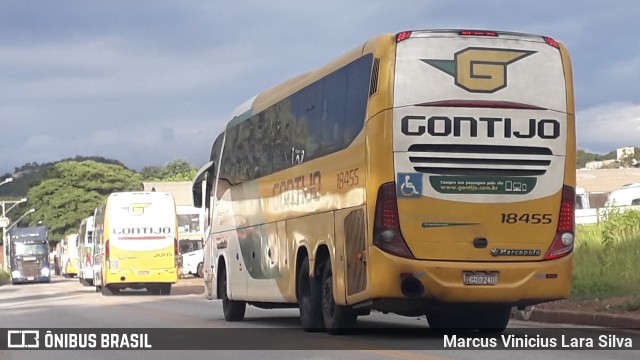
[427,304,510,333]
[297,257,324,332]
[197,263,204,278]
[159,284,172,295]
[475,305,511,333]
[101,285,118,296]
[219,265,245,321]
[321,258,357,334]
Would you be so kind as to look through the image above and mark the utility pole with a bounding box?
[1,198,28,271]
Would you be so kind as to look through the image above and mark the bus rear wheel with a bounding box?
[321,258,357,334]
[474,305,511,333]
[101,285,119,296]
[426,304,510,333]
[297,257,324,332]
[160,284,171,295]
[219,265,245,321]
[150,284,172,295]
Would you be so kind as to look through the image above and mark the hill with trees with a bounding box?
[0,148,635,243]
[0,157,196,244]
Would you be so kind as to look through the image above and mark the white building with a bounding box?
[616,147,635,161]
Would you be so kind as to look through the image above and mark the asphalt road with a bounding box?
[0,276,638,360]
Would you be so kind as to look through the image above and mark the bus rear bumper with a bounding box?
[105,268,178,288]
[362,247,573,309]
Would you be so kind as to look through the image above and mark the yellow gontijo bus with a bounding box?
[94,191,179,295]
[60,233,79,278]
[193,29,575,333]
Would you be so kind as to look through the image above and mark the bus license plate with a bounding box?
[463,271,498,285]
[138,271,149,275]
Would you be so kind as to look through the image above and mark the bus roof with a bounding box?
[8,226,48,241]
[224,39,375,131]
[221,29,561,133]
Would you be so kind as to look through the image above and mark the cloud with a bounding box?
[1,1,640,175]
[0,37,254,103]
[577,102,640,153]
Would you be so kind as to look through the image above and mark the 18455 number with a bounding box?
[337,168,359,189]
[501,213,552,224]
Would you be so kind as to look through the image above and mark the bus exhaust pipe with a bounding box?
[400,275,424,298]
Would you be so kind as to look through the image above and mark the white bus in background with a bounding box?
[77,215,95,286]
[177,206,205,278]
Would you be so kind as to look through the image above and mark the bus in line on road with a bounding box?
[192,29,575,333]
[77,215,95,286]
[60,233,79,278]
[94,191,179,295]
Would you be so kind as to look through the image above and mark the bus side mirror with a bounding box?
[192,161,215,208]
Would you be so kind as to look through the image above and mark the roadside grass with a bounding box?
[573,210,640,300]
[622,297,640,312]
[0,269,9,284]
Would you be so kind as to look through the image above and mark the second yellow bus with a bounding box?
[94,191,179,295]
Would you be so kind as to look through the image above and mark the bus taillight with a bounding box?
[373,182,414,259]
[396,31,412,43]
[459,30,498,37]
[105,240,110,260]
[544,186,575,260]
[543,36,560,48]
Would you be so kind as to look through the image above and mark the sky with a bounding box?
[1,0,639,175]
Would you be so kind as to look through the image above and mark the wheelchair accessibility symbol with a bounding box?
[397,173,422,198]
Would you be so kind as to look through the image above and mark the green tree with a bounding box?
[140,159,196,182]
[26,160,143,242]
[576,149,617,168]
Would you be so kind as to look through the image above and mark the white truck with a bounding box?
[177,206,205,278]
[575,184,640,224]
[179,239,204,278]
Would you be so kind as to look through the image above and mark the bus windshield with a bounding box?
[178,214,201,233]
[13,243,48,256]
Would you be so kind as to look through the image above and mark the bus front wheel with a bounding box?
[321,258,357,334]
[219,265,245,321]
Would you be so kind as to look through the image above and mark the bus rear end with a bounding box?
[370,30,574,330]
[102,192,178,295]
